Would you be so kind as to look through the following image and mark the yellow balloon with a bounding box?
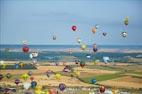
[19,62,24,68]
[74,71,80,77]
[35,86,43,94]
[81,44,87,50]
[21,73,29,81]
[55,73,62,80]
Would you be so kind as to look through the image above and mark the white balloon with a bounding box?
[29,53,33,59]
[103,56,110,63]
[23,82,31,90]
[0,60,4,65]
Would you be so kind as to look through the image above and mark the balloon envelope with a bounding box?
[121,32,127,37]
[92,27,97,33]
[15,79,20,85]
[91,78,97,84]
[99,85,105,93]
[23,46,29,53]
[59,83,66,91]
[31,81,37,88]
[124,16,129,26]
[72,26,77,31]
[103,57,110,63]
[23,82,31,90]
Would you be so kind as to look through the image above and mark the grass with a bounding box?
[78,72,125,84]
[0,64,37,70]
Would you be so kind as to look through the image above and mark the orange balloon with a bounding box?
[92,27,97,33]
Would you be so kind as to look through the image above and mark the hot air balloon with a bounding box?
[53,36,56,40]
[28,71,33,76]
[75,59,80,64]
[30,77,34,81]
[103,32,107,36]
[23,46,29,53]
[81,44,87,50]
[99,85,105,93]
[103,56,110,64]
[21,73,30,81]
[6,73,12,79]
[59,83,66,91]
[80,61,85,68]
[46,70,54,78]
[93,44,98,53]
[121,32,127,37]
[124,16,129,26]
[72,26,77,31]
[15,63,19,69]
[19,62,24,68]
[77,38,81,44]
[15,79,20,86]
[49,88,57,94]
[55,73,62,80]
[22,40,28,45]
[31,81,37,89]
[23,82,31,90]
[95,24,99,29]
[91,78,97,84]
[92,27,97,34]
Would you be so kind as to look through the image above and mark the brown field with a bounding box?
[99,76,142,89]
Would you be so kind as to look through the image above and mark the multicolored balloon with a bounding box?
[93,44,98,52]
[124,16,129,26]
[6,73,12,79]
[15,79,20,86]
[99,85,105,93]
[72,25,77,31]
[80,61,85,68]
[31,81,37,88]
[46,70,54,78]
[28,71,33,76]
[75,59,80,64]
[121,32,127,37]
[59,83,66,91]
[22,46,29,53]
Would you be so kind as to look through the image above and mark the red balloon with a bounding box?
[30,77,34,81]
[72,26,77,31]
[22,46,29,53]
[99,85,105,93]
[80,63,85,68]
[49,88,57,94]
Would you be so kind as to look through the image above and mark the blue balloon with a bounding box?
[91,78,97,84]
[15,63,19,69]
[31,81,37,88]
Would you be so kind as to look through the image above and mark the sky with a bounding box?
[0,0,142,45]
